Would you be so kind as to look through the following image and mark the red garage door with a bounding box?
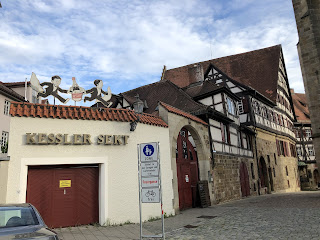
[26,165,99,228]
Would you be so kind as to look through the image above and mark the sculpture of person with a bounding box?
[36,75,70,104]
[84,79,112,107]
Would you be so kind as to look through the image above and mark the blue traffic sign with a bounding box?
[143,144,154,156]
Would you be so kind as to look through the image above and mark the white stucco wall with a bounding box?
[0,94,12,136]
[5,116,174,224]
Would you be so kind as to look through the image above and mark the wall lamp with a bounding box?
[130,94,144,131]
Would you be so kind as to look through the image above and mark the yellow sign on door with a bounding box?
[59,180,71,188]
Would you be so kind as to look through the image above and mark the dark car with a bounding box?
[0,203,59,240]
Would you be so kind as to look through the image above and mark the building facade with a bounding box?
[162,45,300,196]
[0,81,41,157]
[292,89,318,189]
[0,81,28,157]
[1,102,174,227]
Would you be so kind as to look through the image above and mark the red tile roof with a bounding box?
[122,80,207,114]
[9,102,168,128]
[163,45,281,103]
[291,90,310,123]
[160,102,207,126]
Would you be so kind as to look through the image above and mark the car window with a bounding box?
[0,207,39,228]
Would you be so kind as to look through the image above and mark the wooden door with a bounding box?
[27,165,99,228]
[240,162,250,197]
[176,128,199,210]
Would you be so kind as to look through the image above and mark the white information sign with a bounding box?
[141,188,160,203]
[138,142,164,239]
[140,142,158,162]
[141,177,159,188]
[141,161,159,177]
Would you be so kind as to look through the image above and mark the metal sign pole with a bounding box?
[138,144,142,240]
[139,142,164,239]
[158,142,165,239]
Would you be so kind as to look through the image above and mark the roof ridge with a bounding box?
[166,44,281,71]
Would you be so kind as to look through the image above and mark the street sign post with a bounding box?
[138,142,165,239]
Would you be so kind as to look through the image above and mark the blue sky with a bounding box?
[0,0,303,105]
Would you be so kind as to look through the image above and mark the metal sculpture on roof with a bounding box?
[30,72,113,107]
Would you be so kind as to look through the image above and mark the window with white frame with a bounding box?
[308,146,314,156]
[1,131,9,147]
[4,100,10,115]
[305,129,312,138]
[296,146,302,156]
[227,97,236,115]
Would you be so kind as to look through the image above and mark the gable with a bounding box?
[163,45,281,103]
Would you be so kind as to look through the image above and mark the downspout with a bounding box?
[24,78,28,101]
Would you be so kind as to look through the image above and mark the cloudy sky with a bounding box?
[0,0,303,105]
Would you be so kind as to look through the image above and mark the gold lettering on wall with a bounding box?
[25,133,129,146]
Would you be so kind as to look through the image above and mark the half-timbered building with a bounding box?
[114,71,256,209]
[292,89,318,189]
[162,45,300,196]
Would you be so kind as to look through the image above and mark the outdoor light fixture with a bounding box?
[130,94,144,131]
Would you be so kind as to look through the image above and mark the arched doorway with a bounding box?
[239,162,250,197]
[259,157,269,193]
[176,127,200,210]
[313,169,319,188]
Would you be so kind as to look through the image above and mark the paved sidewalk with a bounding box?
[55,191,320,240]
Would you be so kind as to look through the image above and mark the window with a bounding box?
[221,123,230,144]
[4,100,10,115]
[227,97,236,115]
[273,167,276,177]
[274,153,277,165]
[285,166,288,176]
[251,163,255,179]
[237,131,242,148]
[296,146,302,156]
[238,100,244,114]
[1,131,9,147]
[308,147,314,156]
[305,129,312,138]
[290,143,297,157]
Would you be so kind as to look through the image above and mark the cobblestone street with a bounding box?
[56,191,320,240]
[160,191,320,239]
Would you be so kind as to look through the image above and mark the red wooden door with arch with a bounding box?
[176,128,199,210]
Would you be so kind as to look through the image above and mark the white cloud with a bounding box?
[0,0,304,97]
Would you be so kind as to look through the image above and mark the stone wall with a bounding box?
[292,0,320,169]
[256,129,300,193]
[213,154,258,203]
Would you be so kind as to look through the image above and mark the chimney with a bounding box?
[188,64,204,84]
[290,88,295,95]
